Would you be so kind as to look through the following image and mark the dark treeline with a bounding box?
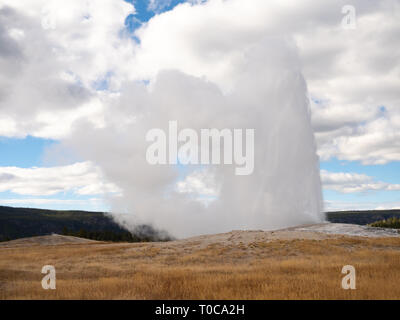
[0,206,173,242]
[327,209,400,225]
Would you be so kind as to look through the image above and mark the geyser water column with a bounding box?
[203,38,325,232]
[68,38,325,238]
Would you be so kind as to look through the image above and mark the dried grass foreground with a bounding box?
[1,230,400,299]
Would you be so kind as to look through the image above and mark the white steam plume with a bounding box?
[63,38,325,238]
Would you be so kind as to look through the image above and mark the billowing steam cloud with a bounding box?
[65,38,324,238]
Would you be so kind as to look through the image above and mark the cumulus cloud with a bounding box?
[1,0,399,165]
[318,115,400,164]
[148,0,173,13]
[176,170,219,197]
[325,200,400,211]
[299,2,400,163]
[0,0,135,138]
[129,0,400,164]
[321,170,400,193]
[0,162,120,196]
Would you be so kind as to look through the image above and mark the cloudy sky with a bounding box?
[0,0,399,214]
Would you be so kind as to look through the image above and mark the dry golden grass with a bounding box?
[1,235,400,299]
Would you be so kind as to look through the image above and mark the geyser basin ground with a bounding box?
[1,223,400,299]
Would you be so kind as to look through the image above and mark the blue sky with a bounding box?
[320,159,400,210]
[0,136,55,168]
[0,137,108,211]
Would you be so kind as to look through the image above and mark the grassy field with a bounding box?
[1,233,400,299]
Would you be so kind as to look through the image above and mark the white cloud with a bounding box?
[0,162,120,196]
[148,0,173,13]
[321,169,400,193]
[298,4,400,163]
[130,0,400,163]
[325,200,400,211]
[0,0,134,138]
[2,0,135,86]
[318,116,400,165]
[176,170,219,197]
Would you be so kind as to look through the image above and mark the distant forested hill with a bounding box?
[326,210,400,225]
[1,206,400,241]
[0,206,170,242]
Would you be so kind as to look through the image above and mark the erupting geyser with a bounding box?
[68,39,325,238]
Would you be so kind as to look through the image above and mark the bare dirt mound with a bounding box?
[0,234,99,248]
